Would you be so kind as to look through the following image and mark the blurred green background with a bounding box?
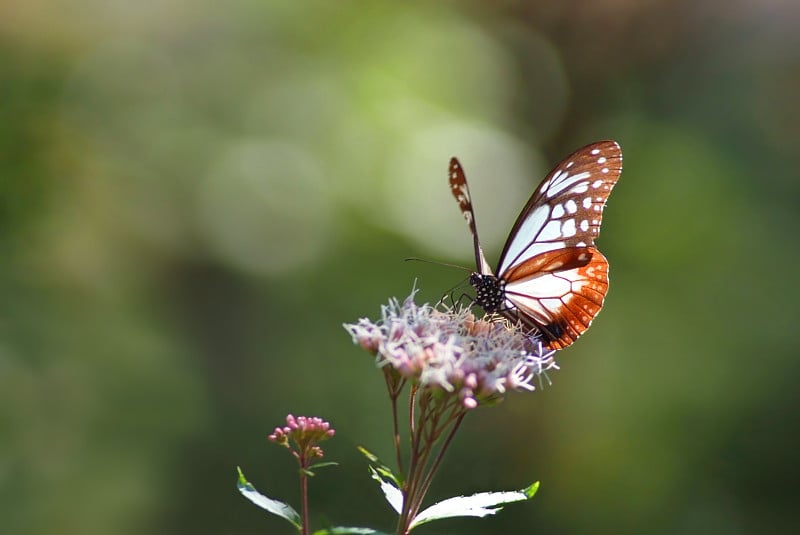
[3,1,799,533]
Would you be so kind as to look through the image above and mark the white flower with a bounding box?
[345,290,558,408]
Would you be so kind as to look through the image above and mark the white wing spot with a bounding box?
[597,157,607,164]
[575,241,586,246]
[583,197,592,209]
[562,219,576,237]
[602,168,609,174]
[566,161,574,168]
[552,204,565,218]
[591,149,600,155]
[593,205,602,212]
[592,180,603,188]
[580,219,589,231]
[565,199,577,214]
[572,182,590,194]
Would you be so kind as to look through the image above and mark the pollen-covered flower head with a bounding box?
[344,290,558,409]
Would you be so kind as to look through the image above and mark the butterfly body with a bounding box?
[449,141,622,350]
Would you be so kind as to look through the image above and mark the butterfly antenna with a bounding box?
[404,257,472,272]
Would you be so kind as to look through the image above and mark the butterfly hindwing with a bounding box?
[502,247,609,349]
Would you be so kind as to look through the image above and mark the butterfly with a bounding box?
[449,140,622,350]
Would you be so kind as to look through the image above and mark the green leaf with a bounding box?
[308,461,339,471]
[373,465,401,488]
[356,445,380,463]
[312,527,391,535]
[236,467,302,528]
[368,466,403,514]
[299,461,339,477]
[523,481,540,498]
[409,483,539,530]
[358,446,402,487]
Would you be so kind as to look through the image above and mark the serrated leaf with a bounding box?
[409,483,539,529]
[368,466,403,514]
[312,527,391,535]
[236,467,301,528]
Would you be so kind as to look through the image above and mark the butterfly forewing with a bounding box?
[497,141,622,275]
[449,157,493,275]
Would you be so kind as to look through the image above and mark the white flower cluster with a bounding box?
[345,292,558,408]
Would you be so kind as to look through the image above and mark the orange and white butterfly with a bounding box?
[449,141,622,350]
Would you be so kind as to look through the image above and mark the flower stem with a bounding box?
[395,392,468,535]
[386,370,406,477]
[409,410,466,517]
[300,463,310,535]
[396,390,427,534]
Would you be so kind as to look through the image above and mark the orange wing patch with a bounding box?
[502,248,609,350]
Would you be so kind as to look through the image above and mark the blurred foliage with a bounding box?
[2,0,799,534]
